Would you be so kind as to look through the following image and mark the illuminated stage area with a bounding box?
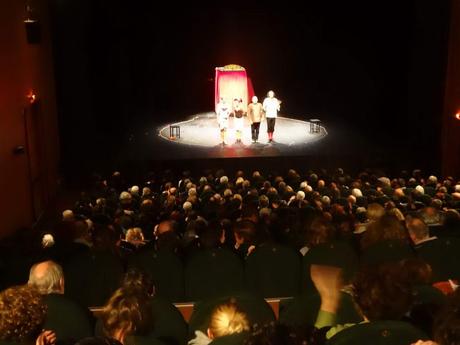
[157,112,327,158]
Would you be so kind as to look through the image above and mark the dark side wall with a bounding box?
[0,0,59,238]
[442,0,460,177]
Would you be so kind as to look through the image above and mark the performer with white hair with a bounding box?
[263,90,281,143]
[216,97,231,146]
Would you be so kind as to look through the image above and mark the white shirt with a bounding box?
[216,102,230,118]
[263,97,280,118]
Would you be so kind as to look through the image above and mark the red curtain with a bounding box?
[215,67,255,111]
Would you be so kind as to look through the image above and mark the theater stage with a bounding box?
[80,111,419,180]
[114,110,391,171]
[152,112,327,159]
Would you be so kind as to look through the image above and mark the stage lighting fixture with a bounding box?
[456,112,460,120]
[26,90,37,104]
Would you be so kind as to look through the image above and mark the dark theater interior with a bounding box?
[2,1,460,344]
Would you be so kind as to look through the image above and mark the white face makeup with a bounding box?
[252,96,258,103]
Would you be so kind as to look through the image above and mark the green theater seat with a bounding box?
[301,241,358,294]
[209,332,250,345]
[128,249,185,302]
[360,240,414,266]
[415,237,460,281]
[185,248,245,301]
[326,320,428,345]
[245,243,301,298]
[279,291,363,328]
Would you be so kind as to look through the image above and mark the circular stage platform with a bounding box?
[159,112,327,148]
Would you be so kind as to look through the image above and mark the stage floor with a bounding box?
[150,112,327,158]
[117,111,368,162]
[159,112,326,146]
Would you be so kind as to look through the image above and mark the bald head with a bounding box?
[28,260,64,294]
[156,220,175,236]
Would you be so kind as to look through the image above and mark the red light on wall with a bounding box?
[26,90,36,104]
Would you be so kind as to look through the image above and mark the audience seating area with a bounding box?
[1,167,460,345]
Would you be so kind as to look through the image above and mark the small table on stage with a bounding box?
[309,119,321,134]
[169,125,180,139]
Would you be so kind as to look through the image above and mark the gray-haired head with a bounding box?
[28,260,64,295]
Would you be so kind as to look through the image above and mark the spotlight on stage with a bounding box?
[455,112,460,120]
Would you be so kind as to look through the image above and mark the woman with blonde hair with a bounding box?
[189,302,250,345]
[125,228,145,247]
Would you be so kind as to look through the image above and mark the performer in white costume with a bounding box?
[262,90,281,143]
[232,98,245,144]
[216,97,231,145]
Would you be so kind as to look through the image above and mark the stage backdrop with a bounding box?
[215,64,255,111]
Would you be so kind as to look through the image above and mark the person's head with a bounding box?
[296,191,306,201]
[0,285,46,342]
[121,268,155,297]
[405,215,430,244]
[427,175,438,186]
[399,258,432,285]
[387,207,405,222]
[119,191,132,203]
[125,228,144,247]
[233,220,257,245]
[252,96,258,103]
[74,218,92,242]
[259,195,270,208]
[366,203,385,222]
[129,185,139,196]
[199,220,225,249]
[41,233,55,248]
[142,187,151,198]
[361,214,408,249]
[28,260,65,294]
[306,216,336,248]
[444,209,460,229]
[419,207,443,226]
[155,220,175,237]
[100,288,153,344]
[352,188,363,198]
[207,302,250,339]
[183,201,193,213]
[267,90,274,98]
[317,179,325,189]
[353,264,412,321]
[62,209,75,221]
[321,195,331,207]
